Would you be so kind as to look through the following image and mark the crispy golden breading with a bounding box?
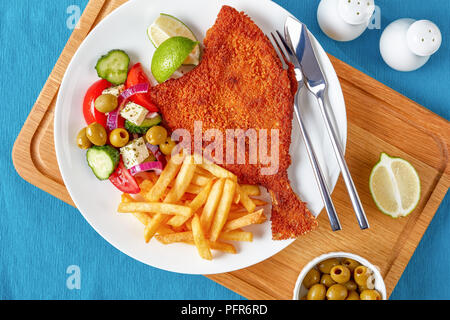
[151,6,317,239]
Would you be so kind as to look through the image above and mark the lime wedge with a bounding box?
[369,153,421,218]
[151,36,198,83]
[148,13,201,65]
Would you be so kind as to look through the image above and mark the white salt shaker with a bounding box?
[380,19,442,71]
[317,0,375,41]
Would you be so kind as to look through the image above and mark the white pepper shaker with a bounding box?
[317,0,375,41]
[380,19,442,72]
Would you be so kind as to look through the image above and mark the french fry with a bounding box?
[256,212,267,224]
[227,210,267,224]
[236,184,256,213]
[200,179,225,232]
[223,209,264,232]
[229,198,266,210]
[156,224,175,235]
[185,217,193,231]
[131,211,172,235]
[195,166,214,178]
[191,174,211,187]
[191,215,212,260]
[183,240,237,254]
[146,153,184,201]
[233,191,240,204]
[219,230,253,242]
[132,212,153,225]
[118,202,192,217]
[208,241,236,254]
[167,215,190,228]
[156,231,193,244]
[193,153,237,181]
[240,184,261,196]
[250,198,268,207]
[188,180,214,212]
[209,179,236,242]
[185,184,203,194]
[144,213,169,242]
[227,210,250,221]
[139,179,154,196]
[180,193,197,201]
[121,193,135,203]
[167,180,214,227]
[164,155,196,203]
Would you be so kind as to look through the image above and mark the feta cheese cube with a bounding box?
[120,102,149,126]
[120,137,149,169]
[102,84,125,97]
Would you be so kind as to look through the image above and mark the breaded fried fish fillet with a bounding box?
[150,6,318,239]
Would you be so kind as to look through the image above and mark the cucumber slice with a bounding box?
[125,115,162,134]
[86,145,120,180]
[95,50,130,85]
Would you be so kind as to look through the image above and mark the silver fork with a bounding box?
[269,31,341,231]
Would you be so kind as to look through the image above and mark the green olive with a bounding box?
[109,128,129,148]
[94,94,118,113]
[86,122,107,146]
[343,280,358,291]
[326,284,348,300]
[330,265,351,284]
[159,137,176,155]
[146,126,168,145]
[346,290,360,300]
[320,274,336,288]
[318,258,340,274]
[354,265,372,287]
[77,127,92,149]
[342,258,360,273]
[303,268,320,289]
[306,284,326,300]
[360,289,381,300]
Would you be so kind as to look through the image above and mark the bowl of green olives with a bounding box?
[293,252,387,300]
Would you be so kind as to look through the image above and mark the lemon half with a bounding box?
[369,153,421,218]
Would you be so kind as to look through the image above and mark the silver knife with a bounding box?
[285,16,370,230]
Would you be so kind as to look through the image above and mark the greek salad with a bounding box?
[76,49,175,194]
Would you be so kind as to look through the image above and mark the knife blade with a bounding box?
[285,16,326,88]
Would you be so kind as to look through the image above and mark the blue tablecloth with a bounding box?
[1,0,448,299]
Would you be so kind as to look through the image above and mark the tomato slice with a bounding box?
[126,63,158,112]
[109,160,141,194]
[83,79,111,127]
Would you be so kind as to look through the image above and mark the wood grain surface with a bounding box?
[12,0,450,300]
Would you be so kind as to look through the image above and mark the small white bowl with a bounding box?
[292,252,387,300]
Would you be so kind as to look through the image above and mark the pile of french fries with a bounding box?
[118,153,267,260]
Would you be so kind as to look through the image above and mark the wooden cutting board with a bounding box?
[12,0,450,300]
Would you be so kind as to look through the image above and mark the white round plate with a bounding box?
[54,0,347,275]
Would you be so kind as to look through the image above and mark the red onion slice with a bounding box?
[106,110,122,131]
[118,83,149,106]
[146,143,167,167]
[129,161,163,176]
